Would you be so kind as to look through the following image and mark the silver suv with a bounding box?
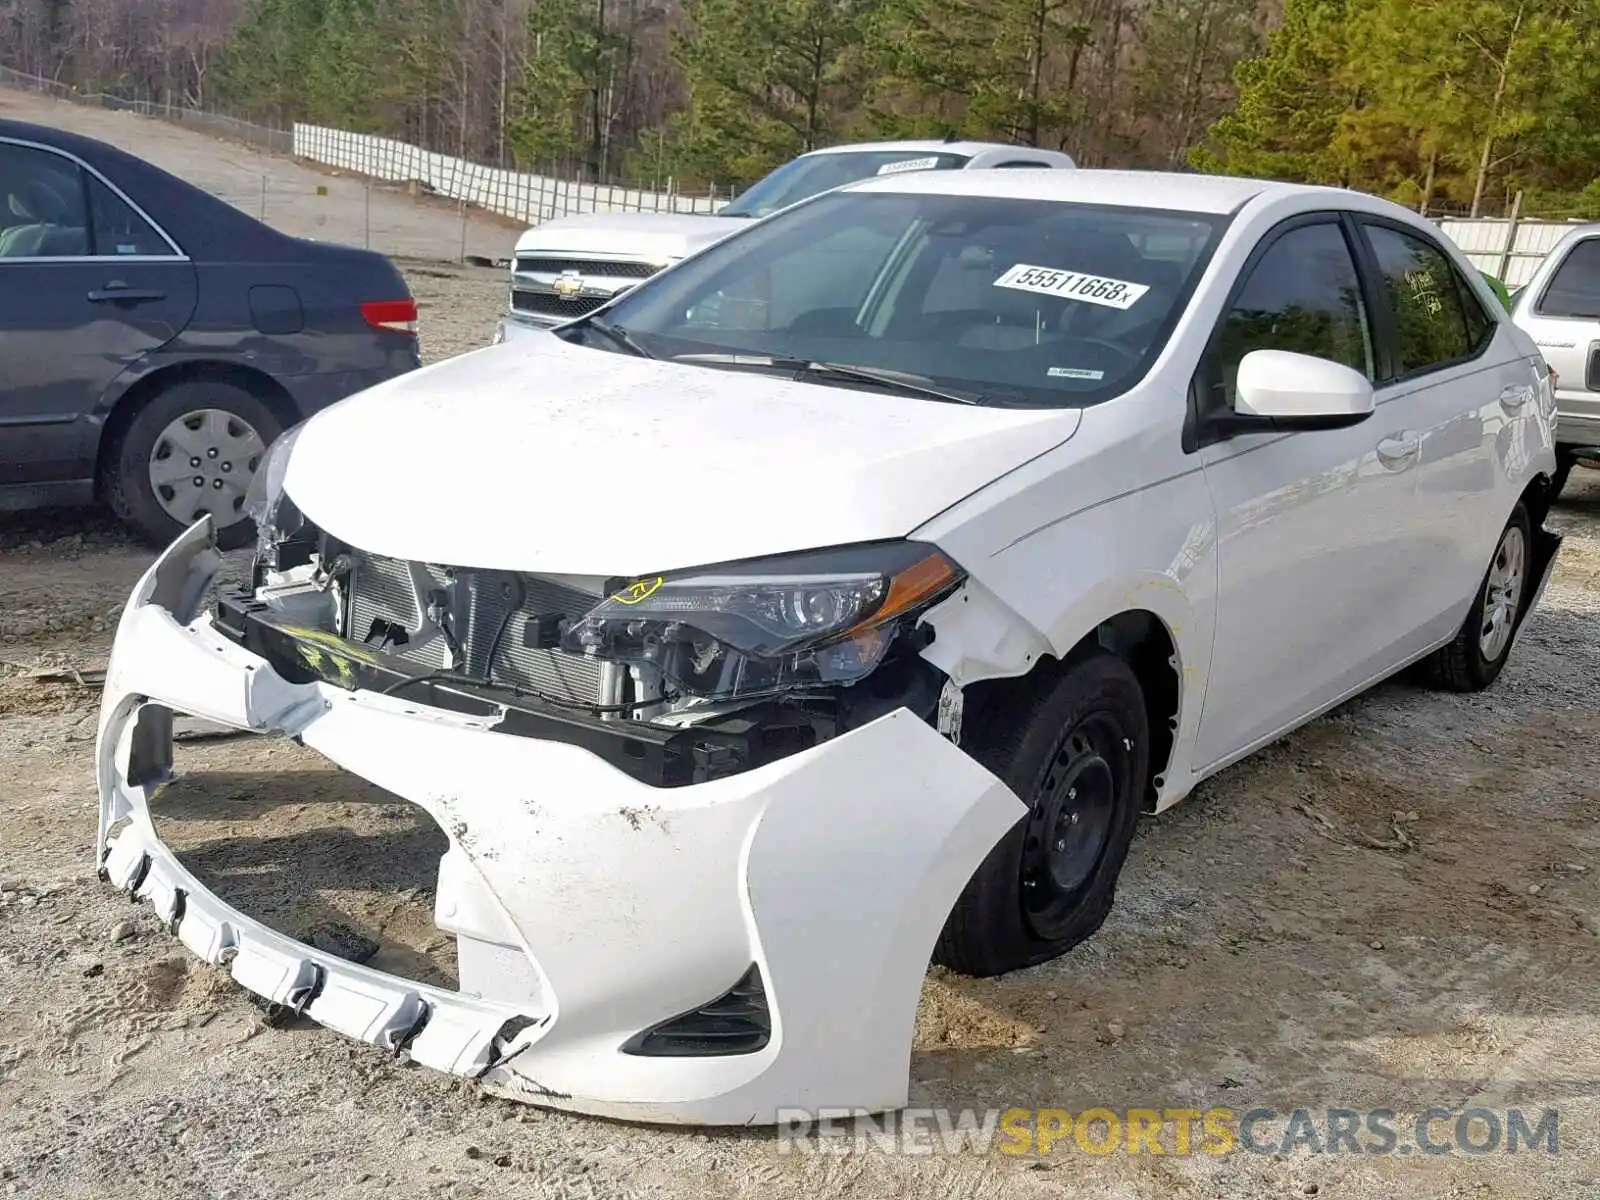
[1513,225,1600,496]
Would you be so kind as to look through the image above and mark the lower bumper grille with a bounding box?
[347,552,605,705]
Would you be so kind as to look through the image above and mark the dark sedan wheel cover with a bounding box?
[147,408,266,529]
[1020,713,1130,940]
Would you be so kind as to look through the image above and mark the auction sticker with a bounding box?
[994,263,1150,310]
[877,156,941,175]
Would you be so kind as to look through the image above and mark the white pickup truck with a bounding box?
[1511,223,1600,497]
[494,140,1075,343]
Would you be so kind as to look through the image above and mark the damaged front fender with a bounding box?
[94,521,1026,1124]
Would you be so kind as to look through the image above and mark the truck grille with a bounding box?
[509,254,662,324]
[346,551,605,705]
[512,290,605,321]
[516,256,657,279]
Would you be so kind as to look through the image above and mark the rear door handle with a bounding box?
[1499,384,1534,411]
[88,286,166,304]
[1376,432,1421,469]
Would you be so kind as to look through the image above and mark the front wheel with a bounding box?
[935,653,1149,977]
[1422,502,1532,692]
[104,380,282,550]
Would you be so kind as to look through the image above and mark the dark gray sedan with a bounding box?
[0,118,420,547]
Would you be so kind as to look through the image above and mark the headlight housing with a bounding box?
[244,423,306,554]
[562,541,964,701]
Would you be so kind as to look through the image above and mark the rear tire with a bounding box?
[104,380,282,550]
[935,653,1149,977]
[1422,502,1532,693]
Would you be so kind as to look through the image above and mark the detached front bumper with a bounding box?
[95,521,1022,1125]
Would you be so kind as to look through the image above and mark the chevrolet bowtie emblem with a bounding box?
[552,271,585,299]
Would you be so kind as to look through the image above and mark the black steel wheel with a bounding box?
[936,652,1149,977]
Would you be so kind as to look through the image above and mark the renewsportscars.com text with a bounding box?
[774,1106,1560,1157]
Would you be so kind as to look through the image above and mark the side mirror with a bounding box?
[1232,349,1374,431]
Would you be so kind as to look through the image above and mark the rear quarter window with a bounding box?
[1538,238,1600,318]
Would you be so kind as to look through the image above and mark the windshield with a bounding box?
[719,151,971,218]
[593,191,1227,408]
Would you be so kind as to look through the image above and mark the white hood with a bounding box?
[512,212,741,264]
[283,335,1081,576]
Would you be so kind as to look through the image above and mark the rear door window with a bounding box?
[0,142,90,258]
[1362,224,1478,376]
[87,175,177,257]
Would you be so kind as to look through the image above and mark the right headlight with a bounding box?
[562,541,964,701]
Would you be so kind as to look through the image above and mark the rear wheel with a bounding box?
[105,380,281,550]
[1423,502,1532,692]
[935,653,1149,977]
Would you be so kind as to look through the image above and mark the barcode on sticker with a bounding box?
[876,156,941,176]
[994,264,1150,310]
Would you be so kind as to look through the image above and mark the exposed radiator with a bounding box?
[346,551,605,705]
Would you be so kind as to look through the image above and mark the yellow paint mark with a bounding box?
[611,576,664,606]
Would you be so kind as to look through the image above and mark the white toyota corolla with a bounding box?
[96,169,1563,1125]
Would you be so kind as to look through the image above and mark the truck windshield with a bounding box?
[719,151,971,219]
[595,190,1226,408]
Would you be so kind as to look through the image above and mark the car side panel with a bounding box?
[1406,338,1547,647]
[914,391,1220,809]
[85,260,419,439]
[1194,397,1431,772]
[0,259,198,486]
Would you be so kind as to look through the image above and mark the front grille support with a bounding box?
[346,552,606,706]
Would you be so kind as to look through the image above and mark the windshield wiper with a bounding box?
[567,313,655,358]
[671,352,982,405]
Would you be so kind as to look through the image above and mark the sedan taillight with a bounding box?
[361,299,419,335]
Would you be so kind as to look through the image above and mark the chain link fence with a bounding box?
[0,64,731,264]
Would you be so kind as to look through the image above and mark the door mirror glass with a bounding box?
[1235,349,1375,422]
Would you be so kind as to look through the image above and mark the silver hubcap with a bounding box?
[147,408,267,528]
[1479,524,1526,663]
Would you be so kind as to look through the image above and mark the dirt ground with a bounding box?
[2,94,1600,1200]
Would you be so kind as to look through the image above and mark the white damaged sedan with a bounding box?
[96,169,1563,1124]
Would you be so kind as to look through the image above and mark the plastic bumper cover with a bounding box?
[94,520,1023,1124]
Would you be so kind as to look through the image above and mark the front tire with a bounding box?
[935,653,1149,977]
[104,380,281,550]
[1423,502,1532,692]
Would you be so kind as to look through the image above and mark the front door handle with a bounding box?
[88,285,166,304]
[1376,432,1421,470]
[1499,383,1534,411]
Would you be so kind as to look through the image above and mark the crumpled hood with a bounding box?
[512,212,740,264]
[283,334,1081,576]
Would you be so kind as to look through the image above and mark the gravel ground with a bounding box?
[2,96,1600,1200]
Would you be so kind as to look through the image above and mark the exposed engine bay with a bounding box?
[221,518,964,787]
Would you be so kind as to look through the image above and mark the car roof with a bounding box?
[797,139,1064,160]
[842,166,1343,215]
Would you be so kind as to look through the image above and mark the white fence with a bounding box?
[1437,218,1593,287]
[291,125,727,227]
